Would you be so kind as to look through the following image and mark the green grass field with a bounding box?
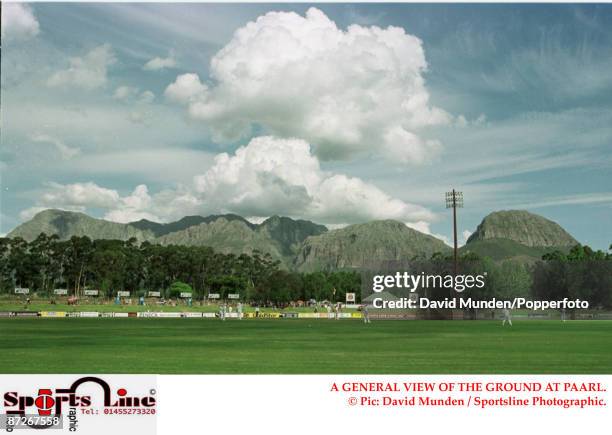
[1,319,610,374]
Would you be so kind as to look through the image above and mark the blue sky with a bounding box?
[1,3,611,249]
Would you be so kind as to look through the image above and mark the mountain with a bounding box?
[130,214,254,237]
[7,209,156,242]
[462,210,578,262]
[156,215,327,267]
[156,217,281,258]
[466,210,578,247]
[294,220,451,272]
[460,238,562,263]
[258,216,328,258]
[7,209,326,268]
[7,208,582,269]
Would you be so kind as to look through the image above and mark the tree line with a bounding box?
[0,233,610,308]
[362,244,612,311]
[0,234,360,303]
[434,244,612,310]
[532,244,612,309]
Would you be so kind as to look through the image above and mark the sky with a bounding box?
[1,3,611,249]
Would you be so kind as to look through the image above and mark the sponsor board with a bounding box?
[207,293,220,299]
[346,292,356,303]
[137,312,187,318]
[216,312,239,318]
[14,288,29,295]
[117,291,130,297]
[180,292,192,298]
[258,312,282,319]
[84,290,99,296]
[54,289,68,295]
[242,312,281,319]
[14,311,39,318]
[155,312,181,318]
[148,291,161,297]
[227,293,240,299]
[2,311,367,320]
[370,312,416,320]
[40,311,67,318]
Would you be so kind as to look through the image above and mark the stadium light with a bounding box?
[445,189,464,284]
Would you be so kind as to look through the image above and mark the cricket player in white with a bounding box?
[220,304,226,321]
[502,308,512,326]
[363,305,371,324]
[237,302,243,319]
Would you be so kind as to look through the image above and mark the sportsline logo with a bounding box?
[2,377,156,431]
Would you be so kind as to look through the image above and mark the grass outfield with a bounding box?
[1,319,610,374]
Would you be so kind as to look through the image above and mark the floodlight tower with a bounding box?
[445,190,463,278]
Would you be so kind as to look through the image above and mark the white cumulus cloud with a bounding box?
[164,73,207,104]
[48,44,116,90]
[40,182,120,209]
[167,7,451,163]
[20,137,436,228]
[143,52,177,71]
[103,185,161,223]
[21,183,161,224]
[1,3,40,41]
[193,136,434,224]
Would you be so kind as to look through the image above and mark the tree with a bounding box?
[167,281,193,299]
[0,238,13,293]
[64,236,93,296]
[534,243,612,310]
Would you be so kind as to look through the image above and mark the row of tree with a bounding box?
[363,244,612,310]
[533,245,612,309]
[0,234,610,307]
[449,245,611,309]
[0,234,360,303]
